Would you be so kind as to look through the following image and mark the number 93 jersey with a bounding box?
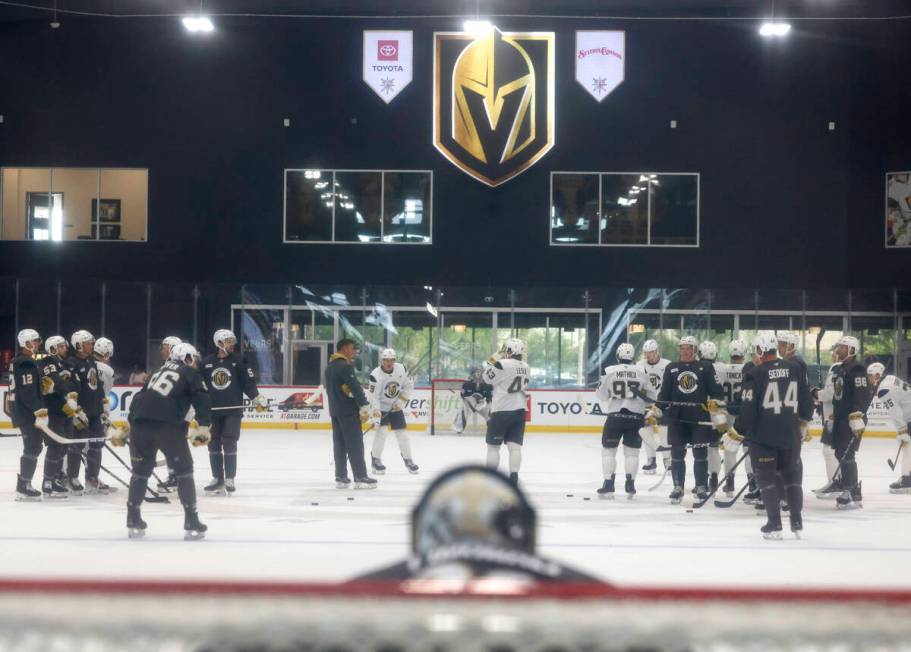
[596,363,656,415]
[130,361,212,426]
[484,358,530,413]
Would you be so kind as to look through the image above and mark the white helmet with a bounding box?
[777,331,799,349]
[642,339,659,354]
[17,328,40,350]
[837,335,860,357]
[45,335,67,356]
[380,348,397,361]
[679,335,697,348]
[698,341,717,361]
[214,329,236,351]
[867,362,885,378]
[162,336,182,350]
[171,342,199,365]
[616,342,635,362]
[504,338,525,357]
[94,337,114,359]
[729,339,746,358]
[71,329,94,352]
[751,333,778,356]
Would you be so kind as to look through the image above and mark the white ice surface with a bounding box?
[0,431,909,589]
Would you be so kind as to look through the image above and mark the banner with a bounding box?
[575,30,625,102]
[363,30,413,103]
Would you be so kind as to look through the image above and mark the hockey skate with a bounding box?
[597,476,615,500]
[708,473,719,493]
[204,478,227,497]
[371,456,386,475]
[225,478,236,494]
[85,478,113,495]
[335,476,352,489]
[42,477,69,499]
[836,482,863,510]
[813,479,842,499]
[761,521,783,540]
[743,488,762,505]
[889,476,911,494]
[624,474,636,500]
[127,506,147,539]
[669,485,684,505]
[157,472,177,492]
[789,513,803,539]
[641,458,657,475]
[184,511,208,541]
[694,485,709,502]
[67,477,85,496]
[722,475,735,498]
[15,476,41,502]
[354,476,378,490]
[403,458,419,474]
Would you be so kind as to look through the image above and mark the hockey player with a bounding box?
[10,329,46,501]
[66,330,112,494]
[777,331,809,383]
[325,338,376,489]
[454,369,492,434]
[483,338,529,486]
[718,339,746,497]
[723,333,813,539]
[156,336,182,490]
[813,356,842,498]
[368,348,418,475]
[594,343,656,499]
[118,342,211,540]
[200,329,268,496]
[866,363,911,494]
[94,337,115,395]
[698,341,725,492]
[638,339,670,474]
[829,336,873,509]
[653,335,723,504]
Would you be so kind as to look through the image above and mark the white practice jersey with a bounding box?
[816,363,840,421]
[483,357,530,413]
[595,363,655,415]
[368,362,413,413]
[714,362,744,405]
[869,375,911,432]
[97,361,115,396]
[639,357,670,395]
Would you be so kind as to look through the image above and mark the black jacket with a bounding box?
[324,353,368,418]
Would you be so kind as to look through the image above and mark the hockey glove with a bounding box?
[709,408,730,433]
[645,405,662,429]
[72,409,89,431]
[390,395,407,412]
[721,427,744,453]
[33,408,49,430]
[704,398,725,414]
[358,405,371,423]
[252,394,269,413]
[371,409,382,429]
[108,424,130,447]
[800,420,811,443]
[897,427,910,445]
[103,396,112,415]
[101,411,112,430]
[63,392,80,417]
[188,424,211,447]
[40,376,55,396]
[848,411,866,437]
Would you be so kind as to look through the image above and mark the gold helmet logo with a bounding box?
[434,27,554,187]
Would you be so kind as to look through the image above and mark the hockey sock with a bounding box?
[43,449,64,481]
[822,445,837,482]
[757,475,782,526]
[209,451,224,480]
[841,460,858,488]
[744,454,754,476]
[693,447,708,487]
[507,442,522,473]
[902,444,911,476]
[176,472,197,510]
[19,454,38,482]
[85,447,102,481]
[371,427,388,459]
[602,447,618,478]
[394,430,412,460]
[658,429,671,466]
[623,445,639,478]
[486,445,501,469]
[128,473,150,507]
[671,448,686,487]
[641,427,657,459]
[708,446,721,476]
[723,448,738,479]
[224,452,237,479]
[66,448,82,479]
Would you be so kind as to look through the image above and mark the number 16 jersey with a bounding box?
[484,357,530,413]
[130,361,212,426]
[596,363,656,415]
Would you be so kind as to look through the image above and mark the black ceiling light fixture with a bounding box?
[759,0,792,37]
[49,0,59,28]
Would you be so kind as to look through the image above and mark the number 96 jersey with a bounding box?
[484,358,530,413]
[596,363,656,415]
[130,361,212,426]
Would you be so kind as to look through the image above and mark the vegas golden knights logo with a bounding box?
[434,27,555,187]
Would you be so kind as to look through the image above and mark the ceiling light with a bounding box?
[182,16,214,33]
[759,22,791,37]
[463,20,492,34]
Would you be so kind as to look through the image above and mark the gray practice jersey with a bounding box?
[596,363,656,415]
[484,357,530,413]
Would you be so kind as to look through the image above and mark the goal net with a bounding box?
[429,378,487,435]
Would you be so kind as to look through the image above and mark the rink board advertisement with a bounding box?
[0,385,900,437]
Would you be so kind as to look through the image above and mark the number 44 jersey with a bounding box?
[484,357,530,414]
[596,363,657,415]
[130,361,212,426]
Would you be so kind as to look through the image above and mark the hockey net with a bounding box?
[430,378,487,436]
[1,578,910,651]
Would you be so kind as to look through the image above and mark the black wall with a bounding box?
[0,13,908,288]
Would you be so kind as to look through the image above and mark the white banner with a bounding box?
[363,30,413,103]
[575,30,625,102]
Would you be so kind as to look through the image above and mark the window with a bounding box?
[284,169,432,244]
[886,171,911,248]
[0,167,148,241]
[550,172,699,247]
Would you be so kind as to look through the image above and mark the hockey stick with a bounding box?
[101,444,169,502]
[647,463,670,492]
[37,423,109,446]
[887,440,905,471]
[0,431,23,438]
[691,449,749,510]
[713,478,752,508]
[656,440,716,453]
[105,442,171,493]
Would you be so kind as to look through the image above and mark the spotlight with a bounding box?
[759,22,791,37]
[463,20,492,34]
[182,16,214,33]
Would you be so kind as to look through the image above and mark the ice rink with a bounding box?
[1,430,909,589]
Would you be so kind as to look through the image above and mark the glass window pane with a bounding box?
[51,168,99,241]
[550,173,598,244]
[334,171,381,243]
[390,310,436,386]
[236,307,285,386]
[1,168,51,241]
[383,172,431,244]
[439,312,493,381]
[284,170,333,242]
[649,174,698,245]
[105,282,148,383]
[99,169,148,241]
[886,171,911,248]
[601,174,648,244]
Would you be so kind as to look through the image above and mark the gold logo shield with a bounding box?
[434,28,555,187]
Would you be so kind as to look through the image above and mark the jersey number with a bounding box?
[612,380,641,399]
[507,376,529,394]
[149,370,180,397]
[722,381,741,404]
[762,381,798,415]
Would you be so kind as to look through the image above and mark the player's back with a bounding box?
[876,375,911,421]
[485,357,529,413]
[597,363,652,415]
[131,361,205,424]
[742,358,811,447]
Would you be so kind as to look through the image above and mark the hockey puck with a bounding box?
[347,497,355,501]
[583,497,591,501]
[566,494,574,498]
[686,508,694,513]
[311,502,319,506]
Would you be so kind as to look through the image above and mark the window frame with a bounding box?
[283,168,433,245]
[549,170,700,248]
